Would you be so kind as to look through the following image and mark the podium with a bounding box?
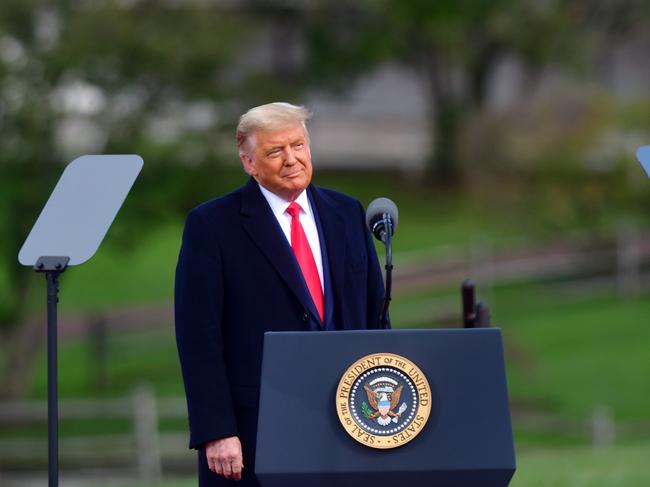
[256,329,515,487]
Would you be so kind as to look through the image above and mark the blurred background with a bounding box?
[1,1,650,486]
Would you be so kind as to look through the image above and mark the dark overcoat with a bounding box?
[175,178,386,486]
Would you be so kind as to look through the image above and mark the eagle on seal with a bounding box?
[364,379,405,426]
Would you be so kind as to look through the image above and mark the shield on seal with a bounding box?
[378,399,391,416]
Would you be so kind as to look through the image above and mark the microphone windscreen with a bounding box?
[366,197,399,233]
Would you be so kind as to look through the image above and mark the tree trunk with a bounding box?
[421,46,464,187]
[421,39,501,187]
[431,98,464,186]
[0,317,45,399]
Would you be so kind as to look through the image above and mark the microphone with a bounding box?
[366,198,399,243]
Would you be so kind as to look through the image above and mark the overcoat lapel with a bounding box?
[240,179,318,321]
[308,185,346,326]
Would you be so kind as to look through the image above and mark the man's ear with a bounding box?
[240,154,256,176]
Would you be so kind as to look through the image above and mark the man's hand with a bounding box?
[206,436,244,481]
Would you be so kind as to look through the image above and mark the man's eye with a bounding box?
[293,143,304,149]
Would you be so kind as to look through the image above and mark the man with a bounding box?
[175,102,386,486]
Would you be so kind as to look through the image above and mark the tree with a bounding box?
[300,0,579,185]
[0,0,252,398]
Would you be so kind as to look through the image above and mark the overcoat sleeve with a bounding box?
[175,208,237,449]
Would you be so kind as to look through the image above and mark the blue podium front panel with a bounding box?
[256,329,515,487]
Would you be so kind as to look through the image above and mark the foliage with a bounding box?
[2,0,650,401]
[0,0,254,397]
[300,0,580,182]
[457,88,650,232]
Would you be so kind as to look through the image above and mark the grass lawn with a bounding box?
[512,442,650,487]
[497,288,650,421]
[19,170,556,314]
[7,171,650,450]
[24,282,650,435]
[101,443,650,487]
[393,281,650,423]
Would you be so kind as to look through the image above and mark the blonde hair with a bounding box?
[236,102,312,155]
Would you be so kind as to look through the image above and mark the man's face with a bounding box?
[240,125,313,202]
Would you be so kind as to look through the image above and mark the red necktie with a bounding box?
[286,202,324,322]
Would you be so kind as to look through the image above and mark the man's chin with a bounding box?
[284,175,310,189]
[279,180,310,201]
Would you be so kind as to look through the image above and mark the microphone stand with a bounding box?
[375,212,393,328]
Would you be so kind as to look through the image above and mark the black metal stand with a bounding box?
[462,278,491,328]
[35,256,69,487]
[377,213,393,328]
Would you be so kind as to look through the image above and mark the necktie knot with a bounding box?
[286,201,301,219]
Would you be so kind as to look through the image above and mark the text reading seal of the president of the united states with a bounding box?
[336,352,431,449]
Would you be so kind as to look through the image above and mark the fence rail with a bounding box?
[395,227,650,293]
[0,386,193,481]
[3,389,650,480]
[3,227,650,482]
[512,407,650,448]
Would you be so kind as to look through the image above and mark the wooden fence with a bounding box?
[2,387,650,482]
[3,226,650,482]
[396,224,650,293]
[13,225,650,338]
[390,225,650,325]
[513,406,650,448]
[0,386,193,482]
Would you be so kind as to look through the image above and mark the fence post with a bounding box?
[132,384,163,482]
[616,221,640,296]
[87,313,108,393]
[591,405,615,449]
[469,239,495,308]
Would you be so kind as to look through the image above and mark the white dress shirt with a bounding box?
[258,184,324,291]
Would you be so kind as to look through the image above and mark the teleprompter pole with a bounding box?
[36,256,70,487]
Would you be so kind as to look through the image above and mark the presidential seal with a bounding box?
[335,353,431,449]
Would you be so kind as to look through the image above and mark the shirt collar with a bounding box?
[258,183,311,217]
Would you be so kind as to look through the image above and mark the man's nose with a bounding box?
[283,146,297,164]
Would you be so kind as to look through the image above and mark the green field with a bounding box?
[512,443,650,486]
[18,171,528,314]
[7,174,650,486]
[18,176,650,424]
[26,244,650,424]
[27,281,650,428]
[102,443,650,487]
